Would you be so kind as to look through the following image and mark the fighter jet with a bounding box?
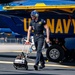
[0,0,75,62]
[0,0,75,36]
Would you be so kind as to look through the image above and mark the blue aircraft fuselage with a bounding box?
[0,0,75,49]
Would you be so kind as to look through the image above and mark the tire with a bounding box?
[13,64,18,70]
[46,45,65,62]
[25,65,28,70]
[15,67,18,70]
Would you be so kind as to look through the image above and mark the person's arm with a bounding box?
[44,24,50,43]
[27,26,32,42]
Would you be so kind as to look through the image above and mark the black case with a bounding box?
[13,52,28,70]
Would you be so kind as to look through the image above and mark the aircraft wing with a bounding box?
[3,0,75,13]
[1,0,75,36]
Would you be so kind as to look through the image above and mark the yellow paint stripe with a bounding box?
[0,61,75,68]
[3,5,75,10]
[0,61,13,64]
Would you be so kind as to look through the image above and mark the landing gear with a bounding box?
[46,45,65,62]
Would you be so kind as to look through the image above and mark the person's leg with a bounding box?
[40,53,45,65]
[39,53,45,69]
[35,38,44,66]
[34,38,38,70]
[34,52,45,70]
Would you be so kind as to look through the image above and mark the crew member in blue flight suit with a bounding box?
[27,10,50,70]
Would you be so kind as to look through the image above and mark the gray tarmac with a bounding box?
[0,44,75,75]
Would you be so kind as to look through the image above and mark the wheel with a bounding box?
[46,45,65,62]
[13,64,18,69]
[15,67,18,70]
[25,65,28,70]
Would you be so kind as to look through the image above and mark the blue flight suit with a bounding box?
[30,18,46,66]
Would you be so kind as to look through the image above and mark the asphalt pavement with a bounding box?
[0,44,75,75]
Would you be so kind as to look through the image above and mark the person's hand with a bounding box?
[25,40,31,45]
[46,38,50,43]
[26,40,29,43]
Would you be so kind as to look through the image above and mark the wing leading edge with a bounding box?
[3,4,75,13]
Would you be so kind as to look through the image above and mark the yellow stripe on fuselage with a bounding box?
[3,5,75,10]
[3,5,75,13]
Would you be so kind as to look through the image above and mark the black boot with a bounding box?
[39,64,45,69]
[34,65,38,70]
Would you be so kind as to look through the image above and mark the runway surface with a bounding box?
[0,44,75,75]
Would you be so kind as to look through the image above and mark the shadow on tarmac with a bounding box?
[60,62,75,66]
[0,52,75,68]
[0,69,59,75]
[42,68,75,71]
[0,73,58,75]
